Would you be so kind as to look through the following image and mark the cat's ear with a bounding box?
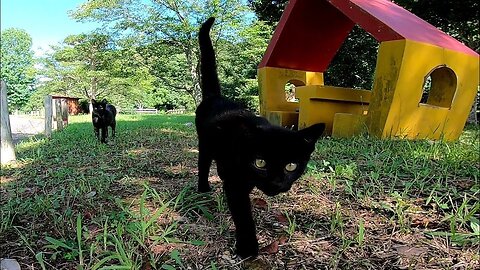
[92,99,97,104]
[298,123,325,145]
[101,99,107,104]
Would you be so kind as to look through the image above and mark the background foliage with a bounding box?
[248,0,479,89]
[0,28,36,111]
[1,0,478,114]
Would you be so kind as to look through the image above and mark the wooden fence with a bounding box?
[1,81,16,164]
[44,95,69,137]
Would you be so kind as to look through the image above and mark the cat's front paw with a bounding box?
[198,183,212,193]
[235,238,259,259]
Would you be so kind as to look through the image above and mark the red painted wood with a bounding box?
[259,0,355,72]
[330,0,477,55]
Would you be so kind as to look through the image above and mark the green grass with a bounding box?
[1,114,479,269]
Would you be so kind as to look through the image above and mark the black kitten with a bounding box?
[92,99,117,143]
[196,17,325,258]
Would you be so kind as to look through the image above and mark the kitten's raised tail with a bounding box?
[199,17,221,99]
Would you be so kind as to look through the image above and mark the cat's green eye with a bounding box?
[285,163,297,172]
[254,159,267,169]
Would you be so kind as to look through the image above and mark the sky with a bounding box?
[1,0,100,56]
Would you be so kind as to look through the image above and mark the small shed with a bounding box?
[51,95,81,115]
[258,0,479,141]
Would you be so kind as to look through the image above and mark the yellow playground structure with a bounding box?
[258,0,479,141]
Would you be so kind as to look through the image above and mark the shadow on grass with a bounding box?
[0,114,203,269]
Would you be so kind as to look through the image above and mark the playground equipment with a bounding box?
[258,0,479,141]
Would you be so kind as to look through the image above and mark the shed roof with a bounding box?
[259,0,478,72]
[51,95,80,100]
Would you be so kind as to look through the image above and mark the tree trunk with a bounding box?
[185,49,202,106]
[89,77,98,114]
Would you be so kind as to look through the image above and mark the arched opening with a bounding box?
[285,79,305,102]
[420,66,457,108]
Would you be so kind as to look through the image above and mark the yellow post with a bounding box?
[258,67,323,127]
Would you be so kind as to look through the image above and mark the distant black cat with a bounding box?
[196,17,325,258]
[91,99,117,143]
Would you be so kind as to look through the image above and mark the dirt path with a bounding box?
[9,115,45,144]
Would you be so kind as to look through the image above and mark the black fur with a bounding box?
[91,99,117,143]
[195,17,325,258]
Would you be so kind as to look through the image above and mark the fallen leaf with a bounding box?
[83,211,93,219]
[151,244,173,255]
[394,245,428,258]
[252,198,268,210]
[273,211,288,224]
[278,235,288,245]
[143,261,152,270]
[260,240,279,254]
[243,258,272,270]
[411,215,436,228]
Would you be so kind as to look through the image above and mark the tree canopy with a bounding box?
[0,28,36,111]
[8,0,479,114]
[248,0,479,90]
[67,0,268,110]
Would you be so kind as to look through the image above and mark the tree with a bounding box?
[217,20,273,112]
[37,33,157,112]
[394,0,479,52]
[38,33,114,112]
[249,0,479,91]
[0,28,35,111]
[71,0,260,106]
[248,0,288,25]
[248,0,378,89]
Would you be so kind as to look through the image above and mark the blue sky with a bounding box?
[1,0,99,56]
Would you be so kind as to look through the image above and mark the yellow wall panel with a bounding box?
[258,40,478,141]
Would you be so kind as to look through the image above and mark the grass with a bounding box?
[1,114,479,269]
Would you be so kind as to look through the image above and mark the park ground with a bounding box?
[1,114,479,269]
[8,115,45,145]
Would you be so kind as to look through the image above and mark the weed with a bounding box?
[284,212,297,238]
[214,192,227,213]
[392,192,411,232]
[356,218,365,246]
[330,202,344,235]
[427,192,480,245]
[174,185,214,220]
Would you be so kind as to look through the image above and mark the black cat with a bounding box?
[195,17,325,258]
[91,99,117,143]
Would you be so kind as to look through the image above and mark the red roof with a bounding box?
[259,0,478,72]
